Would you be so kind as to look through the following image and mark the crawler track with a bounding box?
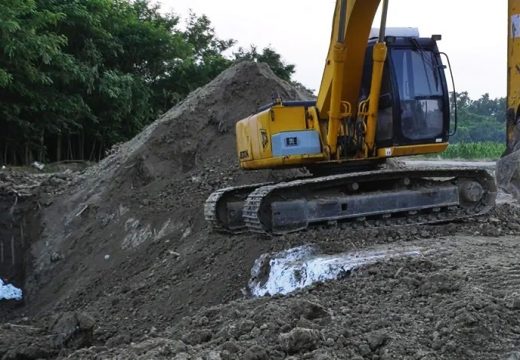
[204,183,271,233]
[205,167,496,235]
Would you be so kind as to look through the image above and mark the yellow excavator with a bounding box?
[205,0,515,235]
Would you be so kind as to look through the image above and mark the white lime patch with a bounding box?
[249,245,421,297]
[0,279,22,300]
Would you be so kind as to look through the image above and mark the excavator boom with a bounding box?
[496,0,520,198]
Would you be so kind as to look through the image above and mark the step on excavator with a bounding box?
[205,0,515,235]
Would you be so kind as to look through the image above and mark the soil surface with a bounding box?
[1,62,520,359]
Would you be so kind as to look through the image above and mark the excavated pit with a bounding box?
[0,170,74,319]
[0,174,43,307]
[0,193,26,289]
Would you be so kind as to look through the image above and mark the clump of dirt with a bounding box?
[0,311,95,359]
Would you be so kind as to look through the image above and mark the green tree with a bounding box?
[0,0,86,163]
[154,12,236,106]
[0,1,297,164]
[234,45,295,81]
[452,92,506,143]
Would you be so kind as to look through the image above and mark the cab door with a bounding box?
[389,43,450,145]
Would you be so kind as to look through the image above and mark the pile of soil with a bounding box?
[1,62,314,351]
[2,61,520,359]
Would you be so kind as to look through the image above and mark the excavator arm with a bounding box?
[317,0,382,157]
[496,0,520,199]
[506,0,520,153]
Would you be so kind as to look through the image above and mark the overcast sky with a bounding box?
[158,0,507,99]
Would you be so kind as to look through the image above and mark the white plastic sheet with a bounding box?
[0,279,23,300]
[249,245,421,297]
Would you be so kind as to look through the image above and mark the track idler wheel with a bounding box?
[459,179,484,205]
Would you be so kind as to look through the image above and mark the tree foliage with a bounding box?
[0,0,295,165]
[2,0,508,166]
[452,92,506,144]
[234,45,295,81]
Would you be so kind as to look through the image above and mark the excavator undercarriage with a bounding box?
[205,167,496,235]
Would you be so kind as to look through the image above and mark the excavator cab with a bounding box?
[360,35,450,150]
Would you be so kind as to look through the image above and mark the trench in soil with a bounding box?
[0,192,40,307]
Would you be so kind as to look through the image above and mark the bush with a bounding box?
[436,142,505,160]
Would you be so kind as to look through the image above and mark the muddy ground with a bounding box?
[1,62,520,359]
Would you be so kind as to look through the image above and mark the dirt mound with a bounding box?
[6,62,313,338]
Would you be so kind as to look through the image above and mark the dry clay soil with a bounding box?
[2,62,520,360]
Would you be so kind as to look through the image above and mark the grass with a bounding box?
[431,142,505,160]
